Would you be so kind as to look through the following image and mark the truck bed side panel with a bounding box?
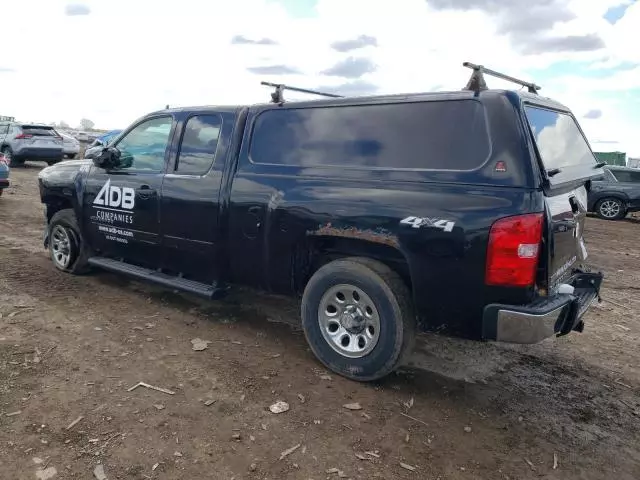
[228,168,542,336]
[227,95,543,338]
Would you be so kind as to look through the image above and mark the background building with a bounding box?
[594,151,627,166]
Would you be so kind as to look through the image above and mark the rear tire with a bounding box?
[301,257,416,382]
[48,209,90,274]
[0,189,3,197]
[66,154,76,159]
[595,197,626,220]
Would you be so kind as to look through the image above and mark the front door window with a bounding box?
[113,117,173,172]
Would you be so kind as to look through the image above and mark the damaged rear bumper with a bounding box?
[482,271,604,344]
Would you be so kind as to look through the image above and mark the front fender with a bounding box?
[38,160,91,221]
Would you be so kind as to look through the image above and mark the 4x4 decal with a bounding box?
[400,216,455,232]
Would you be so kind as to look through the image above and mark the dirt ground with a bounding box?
[1,163,639,480]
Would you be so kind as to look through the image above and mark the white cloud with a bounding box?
[0,0,638,157]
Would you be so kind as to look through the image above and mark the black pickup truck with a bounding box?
[38,63,604,381]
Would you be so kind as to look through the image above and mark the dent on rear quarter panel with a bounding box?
[398,186,540,338]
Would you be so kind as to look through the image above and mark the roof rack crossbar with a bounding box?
[462,62,541,95]
[261,81,344,104]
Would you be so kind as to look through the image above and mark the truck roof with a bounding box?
[149,88,571,117]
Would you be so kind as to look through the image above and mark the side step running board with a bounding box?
[88,257,224,299]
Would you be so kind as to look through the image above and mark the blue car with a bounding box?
[91,129,123,148]
[0,153,9,197]
[84,129,123,159]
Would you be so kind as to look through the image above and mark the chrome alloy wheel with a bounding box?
[51,225,72,269]
[599,199,621,219]
[318,284,381,358]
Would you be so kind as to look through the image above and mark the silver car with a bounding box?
[0,122,64,166]
[58,131,81,159]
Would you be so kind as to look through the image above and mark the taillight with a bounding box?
[485,213,543,287]
[0,154,7,166]
[15,133,32,139]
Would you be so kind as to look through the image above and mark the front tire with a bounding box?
[596,197,626,220]
[66,154,76,159]
[48,209,90,274]
[301,257,416,382]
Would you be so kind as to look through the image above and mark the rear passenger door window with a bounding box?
[159,112,227,282]
[249,101,490,170]
[610,170,640,183]
[174,115,221,175]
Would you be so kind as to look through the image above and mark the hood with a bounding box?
[38,158,92,186]
[53,158,92,167]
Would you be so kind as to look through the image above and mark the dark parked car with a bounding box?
[588,166,640,220]
[37,63,604,382]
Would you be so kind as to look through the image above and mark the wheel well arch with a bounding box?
[591,192,628,210]
[294,235,412,297]
[43,195,74,222]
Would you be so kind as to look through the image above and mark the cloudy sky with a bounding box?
[2,0,638,156]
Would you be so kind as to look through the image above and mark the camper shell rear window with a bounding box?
[525,105,599,184]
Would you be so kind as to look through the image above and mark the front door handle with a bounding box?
[136,185,156,199]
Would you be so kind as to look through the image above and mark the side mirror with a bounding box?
[84,146,100,160]
[91,147,121,169]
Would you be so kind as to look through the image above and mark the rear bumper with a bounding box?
[14,148,64,161]
[482,271,604,344]
[64,145,80,155]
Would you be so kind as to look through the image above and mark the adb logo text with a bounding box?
[93,179,135,210]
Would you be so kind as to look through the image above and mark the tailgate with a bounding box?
[523,104,602,291]
[545,186,589,289]
[21,126,62,147]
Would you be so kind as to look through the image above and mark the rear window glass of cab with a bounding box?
[249,100,491,171]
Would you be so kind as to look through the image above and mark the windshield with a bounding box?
[525,106,598,183]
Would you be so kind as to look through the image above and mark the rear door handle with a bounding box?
[247,206,262,228]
